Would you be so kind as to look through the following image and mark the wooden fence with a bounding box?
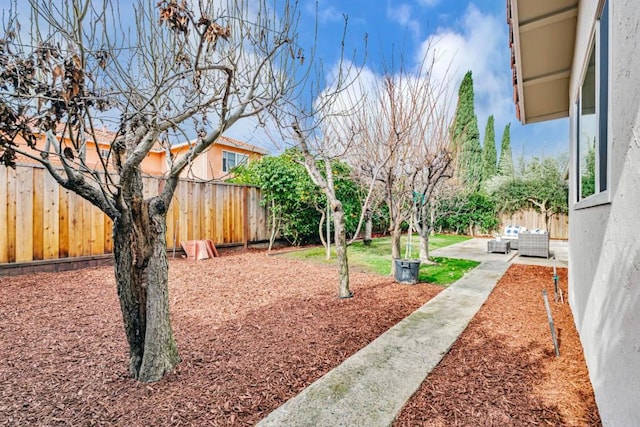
[498,209,568,239]
[0,164,269,264]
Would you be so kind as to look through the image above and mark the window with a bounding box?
[222,151,248,173]
[576,1,609,205]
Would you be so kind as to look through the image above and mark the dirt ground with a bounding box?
[0,251,600,426]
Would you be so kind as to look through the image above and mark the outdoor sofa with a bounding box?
[518,230,550,258]
[501,225,523,250]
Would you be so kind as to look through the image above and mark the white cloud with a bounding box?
[222,116,282,153]
[419,4,513,141]
[386,3,421,39]
[305,0,343,24]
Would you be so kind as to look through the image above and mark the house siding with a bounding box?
[568,0,640,424]
[172,143,264,181]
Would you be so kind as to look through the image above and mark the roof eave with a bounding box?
[508,0,579,125]
[508,0,527,124]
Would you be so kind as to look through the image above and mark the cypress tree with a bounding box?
[498,123,514,177]
[452,71,475,157]
[451,71,482,190]
[482,115,497,181]
[463,115,482,188]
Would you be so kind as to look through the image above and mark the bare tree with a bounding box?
[345,50,454,273]
[347,74,420,272]
[409,83,454,261]
[275,63,365,298]
[293,123,354,298]
[0,0,306,382]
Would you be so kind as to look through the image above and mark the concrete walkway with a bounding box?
[257,238,544,427]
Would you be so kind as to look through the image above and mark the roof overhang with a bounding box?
[171,135,270,155]
[507,0,579,124]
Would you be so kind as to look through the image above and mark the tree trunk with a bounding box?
[268,199,279,252]
[363,212,373,246]
[332,202,352,298]
[390,225,402,276]
[316,207,327,250]
[419,233,429,261]
[414,211,435,264]
[544,210,554,236]
[113,195,180,382]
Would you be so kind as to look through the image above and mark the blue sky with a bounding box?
[6,0,568,159]
[228,0,569,160]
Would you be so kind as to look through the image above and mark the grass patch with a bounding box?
[282,234,478,286]
[418,257,479,284]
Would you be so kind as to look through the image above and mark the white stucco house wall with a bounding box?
[508,0,640,424]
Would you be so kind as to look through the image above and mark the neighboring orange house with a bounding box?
[8,126,268,180]
[169,136,269,181]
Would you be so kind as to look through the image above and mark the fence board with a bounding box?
[177,181,189,244]
[185,181,193,241]
[166,196,176,249]
[104,216,113,254]
[15,167,33,262]
[204,184,214,241]
[236,186,243,242]
[250,188,263,242]
[43,173,60,260]
[58,187,70,258]
[6,168,16,263]
[199,184,207,240]
[32,168,45,261]
[91,201,105,255]
[0,165,269,266]
[0,167,8,263]
[82,198,93,256]
[232,187,238,242]
[236,186,244,243]
[224,188,232,243]
[191,182,202,240]
[215,185,224,243]
[67,192,83,258]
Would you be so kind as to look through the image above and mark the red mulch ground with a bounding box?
[0,250,441,426]
[394,263,601,426]
[0,252,600,426]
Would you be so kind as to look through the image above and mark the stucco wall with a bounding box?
[568,1,640,424]
[171,144,263,181]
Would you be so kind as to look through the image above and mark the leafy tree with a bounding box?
[491,156,568,233]
[0,0,306,382]
[451,71,482,190]
[435,191,498,235]
[482,115,497,181]
[232,150,321,245]
[232,150,364,247]
[498,123,514,177]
